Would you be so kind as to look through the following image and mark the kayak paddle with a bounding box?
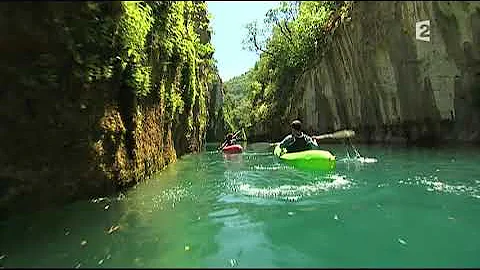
[269,129,356,146]
[313,129,355,140]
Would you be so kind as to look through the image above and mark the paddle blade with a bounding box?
[331,130,355,139]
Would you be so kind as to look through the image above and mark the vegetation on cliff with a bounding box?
[223,71,254,132]
[0,1,219,216]
[223,1,351,136]
[62,1,218,180]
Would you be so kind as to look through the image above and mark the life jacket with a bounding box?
[285,134,310,153]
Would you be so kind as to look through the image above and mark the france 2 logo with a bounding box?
[416,20,430,42]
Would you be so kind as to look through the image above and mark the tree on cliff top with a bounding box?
[235,1,350,132]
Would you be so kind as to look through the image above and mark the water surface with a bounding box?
[1,143,480,268]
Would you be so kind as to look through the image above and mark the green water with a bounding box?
[1,143,480,268]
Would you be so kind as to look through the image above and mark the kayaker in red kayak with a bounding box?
[218,130,241,150]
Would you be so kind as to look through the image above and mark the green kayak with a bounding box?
[274,145,336,171]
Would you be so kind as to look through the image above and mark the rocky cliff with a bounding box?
[261,1,480,145]
[0,1,220,218]
[206,76,226,142]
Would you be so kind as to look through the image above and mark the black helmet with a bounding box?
[291,120,302,131]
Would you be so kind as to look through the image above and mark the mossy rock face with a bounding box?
[0,1,220,217]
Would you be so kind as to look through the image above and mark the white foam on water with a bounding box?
[357,157,378,163]
[234,174,352,200]
[242,152,273,157]
[339,156,378,164]
[252,164,291,171]
[398,175,480,198]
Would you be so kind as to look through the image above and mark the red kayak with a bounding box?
[222,144,243,154]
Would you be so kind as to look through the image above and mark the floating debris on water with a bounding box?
[287,211,295,216]
[91,197,108,203]
[229,258,238,267]
[80,240,87,247]
[104,205,110,210]
[448,216,455,220]
[106,254,111,260]
[74,262,82,268]
[107,225,120,234]
[0,254,6,260]
[334,214,339,220]
[98,259,104,265]
[398,238,407,245]
[117,193,126,201]
[184,245,190,251]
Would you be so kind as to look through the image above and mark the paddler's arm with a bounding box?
[217,140,227,150]
[232,130,242,139]
[306,134,319,148]
[278,135,294,149]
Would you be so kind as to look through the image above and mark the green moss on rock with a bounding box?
[0,1,219,218]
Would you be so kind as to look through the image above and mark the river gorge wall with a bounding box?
[0,1,224,218]
[253,1,480,146]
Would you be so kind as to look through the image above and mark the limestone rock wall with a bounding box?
[289,1,480,145]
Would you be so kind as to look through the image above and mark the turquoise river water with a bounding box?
[1,143,480,268]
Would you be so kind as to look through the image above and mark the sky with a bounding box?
[206,1,281,82]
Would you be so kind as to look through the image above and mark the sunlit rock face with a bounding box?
[289,1,480,145]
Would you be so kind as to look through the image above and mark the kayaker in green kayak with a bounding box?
[278,120,357,153]
[279,120,319,153]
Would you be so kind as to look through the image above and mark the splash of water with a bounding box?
[339,156,378,163]
[233,174,352,200]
